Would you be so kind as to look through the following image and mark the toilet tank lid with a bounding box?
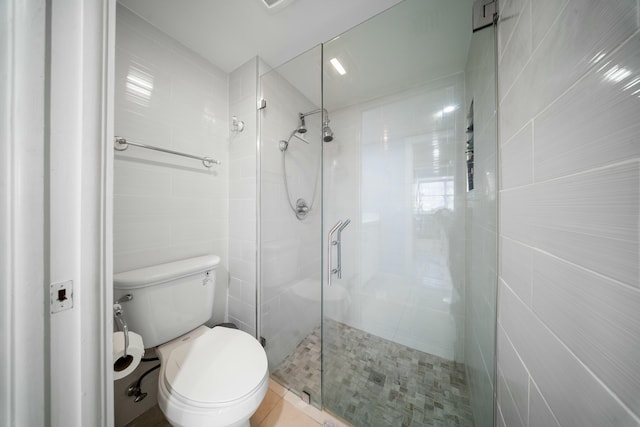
[114,255,221,289]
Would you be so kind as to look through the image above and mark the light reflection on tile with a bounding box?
[534,33,640,181]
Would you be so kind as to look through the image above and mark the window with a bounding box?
[415,178,454,213]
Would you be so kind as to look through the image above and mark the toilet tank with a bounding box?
[114,255,221,348]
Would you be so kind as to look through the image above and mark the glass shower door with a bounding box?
[321,0,497,425]
[321,76,470,427]
[258,46,324,408]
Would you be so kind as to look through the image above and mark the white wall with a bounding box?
[497,0,640,426]
[464,23,498,427]
[325,75,468,361]
[113,5,229,318]
[2,0,114,425]
[1,1,47,425]
[113,7,229,425]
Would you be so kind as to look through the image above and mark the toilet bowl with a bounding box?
[113,256,269,427]
[156,326,269,427]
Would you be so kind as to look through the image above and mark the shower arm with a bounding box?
[299,108,328,119]
[300,108,330,127]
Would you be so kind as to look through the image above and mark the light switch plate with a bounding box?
[50,280,73,313]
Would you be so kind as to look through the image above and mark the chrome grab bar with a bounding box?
[327,218,351,285]
[327,220,343,287]
[335,219,351,279]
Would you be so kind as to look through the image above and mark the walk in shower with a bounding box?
[258,0,497,425]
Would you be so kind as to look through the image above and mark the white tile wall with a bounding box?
[114,2,230,307]
[499,236,532,305]
[113,6,230,425]
[324,74,468,361]
[531,165,639,286]
[500,282,638,426]
[497,0,531,100]
[497,327,528,424]
[497,0,526,56]
[500,122,532,190]
[528,381,560,427]
[534,39,640,181]
[532,252,640,415]
[498,0,640,425]
[500,0,638,142]
[497,366,525,427]
[114,4,229,304]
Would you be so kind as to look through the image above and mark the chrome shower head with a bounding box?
[296,108,335,141]
[323,125,334,142]
[297,113,307,134]
[322,114,334,142]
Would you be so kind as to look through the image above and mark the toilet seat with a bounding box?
[162,327,268,407]
[157,326,269,427]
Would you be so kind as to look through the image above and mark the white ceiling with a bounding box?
[118,0,474,111]
[279,0,473,109]
[118,0,405,72]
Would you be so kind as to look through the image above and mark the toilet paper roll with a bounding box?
[113,331,145,380]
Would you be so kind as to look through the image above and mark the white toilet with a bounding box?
[114,255,268,427]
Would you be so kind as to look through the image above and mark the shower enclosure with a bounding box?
[258,0,497,425]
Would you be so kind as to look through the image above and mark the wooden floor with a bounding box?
[125,379,349,427]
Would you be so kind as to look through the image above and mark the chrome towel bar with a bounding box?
[114,136,221,168]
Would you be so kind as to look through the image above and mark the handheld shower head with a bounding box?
[297,113,307,134]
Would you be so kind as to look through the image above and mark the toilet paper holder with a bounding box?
[113,294,133,357]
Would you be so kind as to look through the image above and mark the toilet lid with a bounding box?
[163,327,267,404]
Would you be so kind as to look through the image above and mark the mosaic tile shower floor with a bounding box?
[272,320,474,427]
[271,324,322,407]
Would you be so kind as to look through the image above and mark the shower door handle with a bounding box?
[327,220,342,287]
[335,219,351,279]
